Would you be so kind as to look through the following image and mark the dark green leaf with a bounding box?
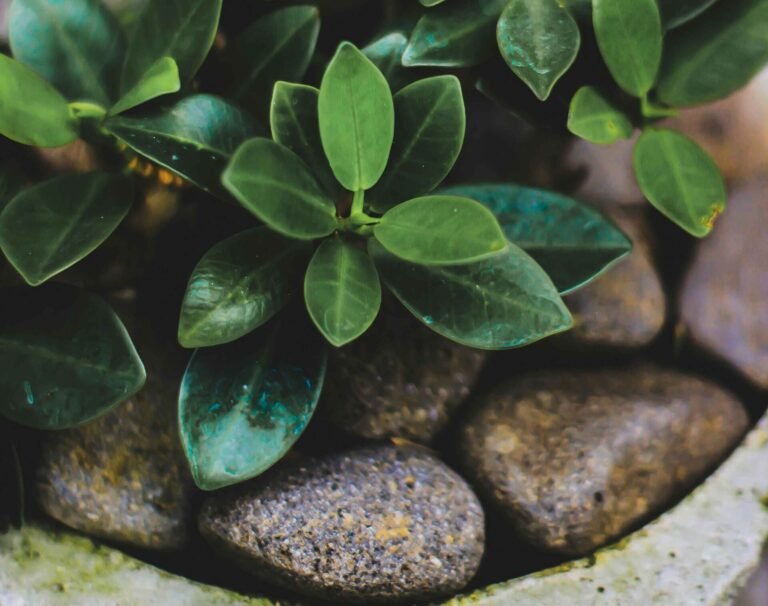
[0,172,133,285]
[633,128,726,237]
[304,239,381,347]
[0,163,25,215]
[0,285,145,429]
[223,138,337,239]
[497,0,581,101]
[178,227,311,349]
[370,239,572,349]
[363,32,412,91]
[318,42,394,191]
[109,56,180,115]
[368,76,465,213]
[567,85,634,145]
[421,0,447,6]
[179,320,326,490]
[658,0,719,29]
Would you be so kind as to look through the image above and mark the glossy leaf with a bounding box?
[304,239,381,347]
[633,129,726,237]
[657,0,768,107]
[658,0,719,29]
[179,320,327,490]
[496,0,581,101]
[441,183,632,293]
[567,86,634,145]
[109,56,180,116]
[375,195,507,265]
[363,32,411,91]
[370,240,572,349]
[178,227,311,349]
[593,0,662,97]
[0,172,133,285]
[368,76,465,213]
[9,0,125,104]
[318,42,394,191]
[0,55,78,147]
[0,163,25,215]
[0,285,145,429]
[421,0,447,5]
[223,138,337,239]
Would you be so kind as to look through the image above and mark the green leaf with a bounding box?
[567,86,634,145]
[0,285,145,429]
[403,0,507,67]
[179,320,326,490]
[421,0,448,6]
[633,129,726,237]
[0,163,25,215]
[496,0,581,101]
[441,183,632,293]
[178,227,311,349]
[592,0,662,97]
[120,0,222,93]
[0,172,133,285]
[370,239,572,349]
[658,0,719,29]
[0,55,78,147]
[368,76,465,213]
[223,138,337,239]
[374,195,508,265]
[362,32,412,92]
[9,0,125,104]
[304,239,381,347]
[109,56,180,116]
[657,0,768,107]
[105,94,258,196]
[230,6,320,103]
[318,42,394,191]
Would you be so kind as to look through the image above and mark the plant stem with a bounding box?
[351,189,365,216]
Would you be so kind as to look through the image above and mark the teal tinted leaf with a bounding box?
[403,0,507,67]
[179,227,311,349]
[230,6,320,103]
[441,183,632,293]
[657,0,768,107]
[363,32,411,91]
[109,56,180,116]
[0,172,133,285]
[0,55,78,147]
[368,76,465,213]
[593,0,662,97]
[0,285,145,429]
[633,129,726,237]
[9,0,125,104]
[318,42,394,191]
[304,239,381,347]
[497,0,581,101]
[223,138,337,239]
[121,0,222,92]
[0,163,26,215]
[567,86,634,145]
[375,195,507,265]
[658,0,719,29]
[106,94,257,196]
[179,320,327,490]
[370,239,572,349]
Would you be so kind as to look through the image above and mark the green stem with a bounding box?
[69,101,108,120]
[640,94,678,121]
[351,189,365,216]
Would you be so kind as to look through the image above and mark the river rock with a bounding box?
[459,367,748,556]
[199,444,485,603]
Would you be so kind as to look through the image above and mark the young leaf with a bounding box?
[567,86,634,145]
[370,240,572,349]
[367,76,465,213]
[592,0,662,97]
[496,0,581,101]
[9,0,125,104]
[179,320,326,490]
[304,239,381,347]
[0,285,145,430]
[318,42,394,191]
[363,32,412,92]
[223,138,337,239]
[441,184,632,293]
[178,227,311,349]
[0,55,78,147]
[374,195,508,265]
[633,129,726,237]
[109,56,180,116]
[658,0,718,29]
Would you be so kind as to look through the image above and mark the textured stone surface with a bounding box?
[680,176,768,389]
[460,367,748,556]
[199,444,485,603]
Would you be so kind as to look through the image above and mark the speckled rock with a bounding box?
[680,176,768,389]
[460,367,748,557]
[199,444,485,603]
[322,312,485,443]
